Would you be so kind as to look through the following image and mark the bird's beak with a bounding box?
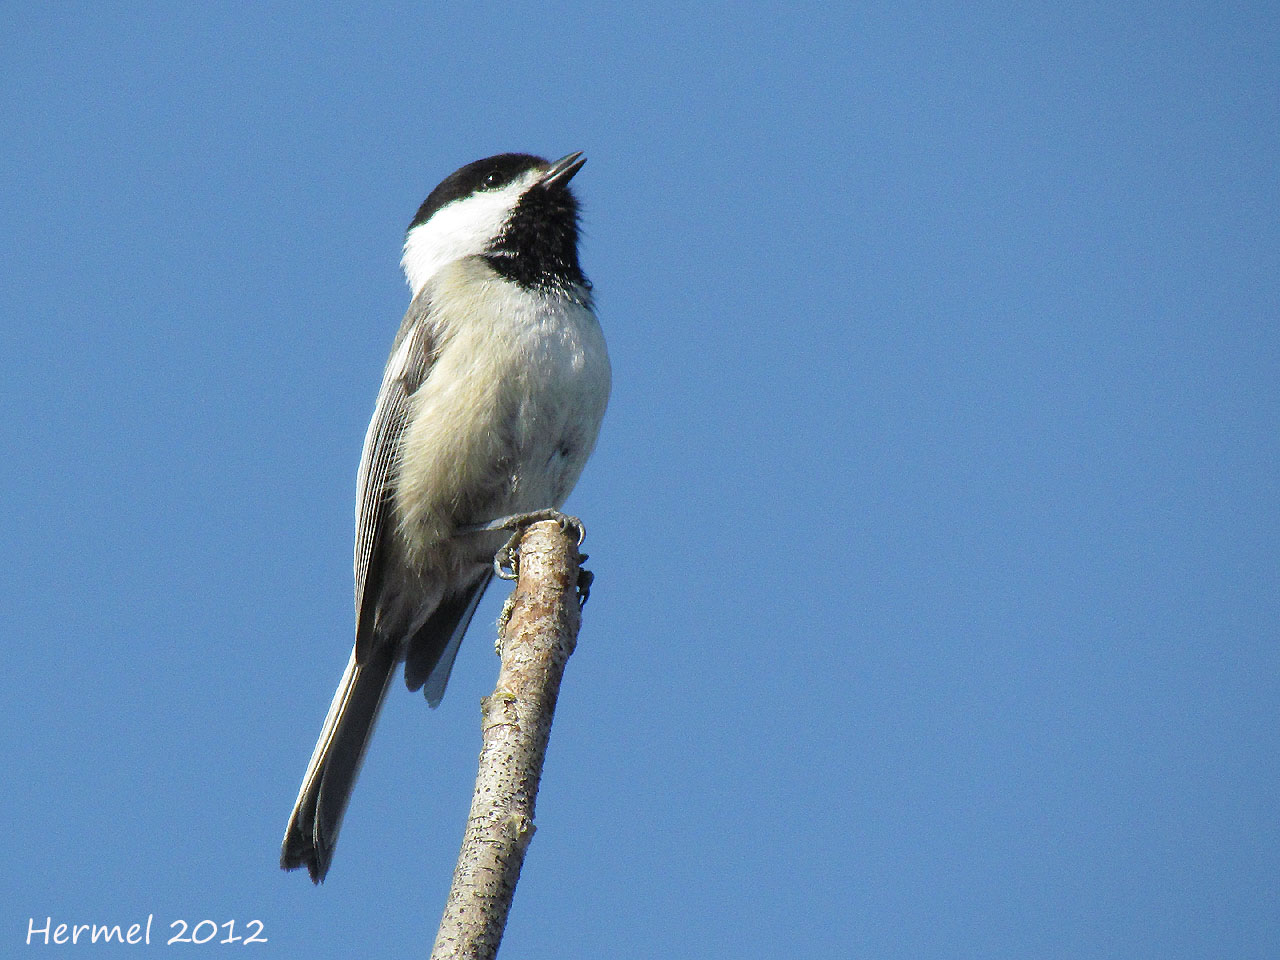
[539,151,586,189]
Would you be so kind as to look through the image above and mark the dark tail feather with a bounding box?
[281,643,396,883]
[403,574,492,706]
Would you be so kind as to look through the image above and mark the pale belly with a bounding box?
[392,261,610,569]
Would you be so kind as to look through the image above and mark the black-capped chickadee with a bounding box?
[282,152,610,883]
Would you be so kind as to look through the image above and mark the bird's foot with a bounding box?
[575,565,594,609]
[462,509,587,581]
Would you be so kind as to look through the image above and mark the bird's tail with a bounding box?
[281,643,396,883]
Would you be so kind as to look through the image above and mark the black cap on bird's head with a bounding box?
[402,152,588,295]
[409,152,584,230]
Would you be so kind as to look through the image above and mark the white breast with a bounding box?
[394,258,610,552]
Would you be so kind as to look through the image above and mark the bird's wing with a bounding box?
[353,296,434,663]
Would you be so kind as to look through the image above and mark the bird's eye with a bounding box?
[482,171,502,188]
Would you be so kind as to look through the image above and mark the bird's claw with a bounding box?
[465,509,587,581]
[576,564,594,609]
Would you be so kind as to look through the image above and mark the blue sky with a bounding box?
[3,2,1276,957]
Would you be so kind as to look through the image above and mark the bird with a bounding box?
[281,152,611,883]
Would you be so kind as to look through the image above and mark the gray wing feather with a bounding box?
[282,294,437,882]
[353,296,434,657]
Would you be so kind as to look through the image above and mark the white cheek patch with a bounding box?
[400,169,543,297]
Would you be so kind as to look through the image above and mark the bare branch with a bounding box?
[430,519,584,960]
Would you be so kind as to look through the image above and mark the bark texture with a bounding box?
[429,520,583,960]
